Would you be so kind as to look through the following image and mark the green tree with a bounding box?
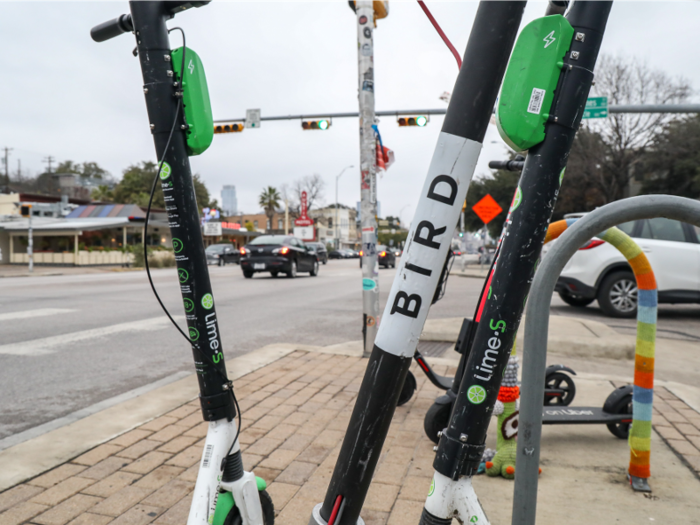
[110,161,214,211]
[91,185,114,202]
[56,160,109,179]
[640,116,700,197]
[258,186,281,232]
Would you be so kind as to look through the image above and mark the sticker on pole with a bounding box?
[201,293,214,310]
[467,385,487,405]
[362,278,376,291]
[159,162,172,180]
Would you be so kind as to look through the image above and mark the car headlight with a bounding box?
[211,254,219,258]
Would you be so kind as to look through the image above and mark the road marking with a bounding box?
[0,308,76,322]
[0,316,181,356]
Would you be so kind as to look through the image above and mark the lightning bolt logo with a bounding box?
[188,59,195,75]
[543,30,556,48]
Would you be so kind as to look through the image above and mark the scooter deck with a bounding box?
[542,406,630,425]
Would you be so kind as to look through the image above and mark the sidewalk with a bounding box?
[0,265,140,278]
[1,342,700,524]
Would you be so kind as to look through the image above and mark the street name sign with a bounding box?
[245,108,261,128]
[583,96,608,119]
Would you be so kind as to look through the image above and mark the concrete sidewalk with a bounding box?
[1,342,700,524]
[0,265,140,278]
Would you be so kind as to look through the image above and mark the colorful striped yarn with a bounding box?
[545,220,657,481]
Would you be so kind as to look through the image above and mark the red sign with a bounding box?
[220,222,241,230]
[472,194,503,225]
[294,190,313,227]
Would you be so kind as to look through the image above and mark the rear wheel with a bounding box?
[424,400,453,444]
[598,272,637,318]
[270,271,278,278]
[543,371,576,406]
[287,260,297,279]
[243,271,253,279]
[397,371,416,406]
[558,291,594,307]
[310,260,319,276]
[604,385,634,439]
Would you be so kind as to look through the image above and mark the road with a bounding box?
[2,258,699,447]
[0,259,484,445]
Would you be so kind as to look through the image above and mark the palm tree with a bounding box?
[258,186,281,232]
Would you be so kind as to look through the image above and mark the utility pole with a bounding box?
[3,147,12,187]
[43,155,55,173]
[335,165,353,249]
[356,1,379,357]
[284,198,289,235]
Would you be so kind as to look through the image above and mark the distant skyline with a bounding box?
[2,2,698,225]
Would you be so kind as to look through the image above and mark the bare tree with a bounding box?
[292,174,325,212]
[584,55,691,202]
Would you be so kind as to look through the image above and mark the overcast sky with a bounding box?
[2,1,698,225]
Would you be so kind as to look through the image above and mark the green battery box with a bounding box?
[496,15,574,152]
[171,46,214,156]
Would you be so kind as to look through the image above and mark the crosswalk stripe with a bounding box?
[0,309,76,322]
[0,316,181,356]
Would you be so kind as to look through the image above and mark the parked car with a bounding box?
[556,217,700,318]
[328,250,350,259]
[306,242,328,264]
[378,245,396,268]
[344,249,360,259]
[205,243,239,266]
[240,235,319,278]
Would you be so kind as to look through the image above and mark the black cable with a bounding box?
[142,26,242,455]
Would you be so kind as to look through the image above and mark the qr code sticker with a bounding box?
[527,88,546,115]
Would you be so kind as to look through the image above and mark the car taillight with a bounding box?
[579,239,605,250]
[380,251,386,257]
[280,247,289,255]
[359,250,363,256]
[240,247,247,255]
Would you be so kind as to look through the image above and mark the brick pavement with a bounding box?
[1,349,700,525]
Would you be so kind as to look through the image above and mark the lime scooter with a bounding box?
[420,2,613,523]
[91,4,273,524]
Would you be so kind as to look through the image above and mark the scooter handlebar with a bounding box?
[488,159,525,172]
[90,14,133,43]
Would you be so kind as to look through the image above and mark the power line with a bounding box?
[2,147,12,187]
[42,156,55,174]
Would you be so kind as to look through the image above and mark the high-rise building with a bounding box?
[221,185,238,216]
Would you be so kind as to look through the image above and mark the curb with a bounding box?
[0,343,298,492]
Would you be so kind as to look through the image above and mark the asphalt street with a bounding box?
[0,259,483,444]
[2,258,699,447]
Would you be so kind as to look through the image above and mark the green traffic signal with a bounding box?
[416,115,428,127]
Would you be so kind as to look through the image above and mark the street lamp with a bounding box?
[335,165,354,249]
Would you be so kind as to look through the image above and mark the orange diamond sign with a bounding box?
[472,194,503,225]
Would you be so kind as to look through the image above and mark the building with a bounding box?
[226,210,296,235]
[310,205,358,249]
[221,185,238,216]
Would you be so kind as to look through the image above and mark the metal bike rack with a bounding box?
[513,194,700,525]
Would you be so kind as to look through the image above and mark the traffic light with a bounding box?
[397,115,429,127]
[301,119,331,131]
[214,123,244,134]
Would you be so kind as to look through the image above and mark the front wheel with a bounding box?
[598,272,637,318]
[543,372,576,406]
[424,400,453,444]
[310,260,319,277]
[287,260,297,278]
[604,385,634,439]
[217,489,275,525]
[558,291,594,308]
[397,371,416,406]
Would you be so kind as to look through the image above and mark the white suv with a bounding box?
[556,217,700,318]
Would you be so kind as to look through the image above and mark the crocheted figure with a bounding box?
[486,345,519,479]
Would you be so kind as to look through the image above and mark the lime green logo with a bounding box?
[510,186,522,212]
[428,478,435,497]
[201,293,214,310]
[178,268,189,283]
[467,385,487,405]
[559,168,566,186]
[159,162,172,180]
[470,517,479,523]
[189,327,199,341]
[172,238,184,253]
[183,298,194,313]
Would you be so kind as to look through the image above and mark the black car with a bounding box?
[306,242,328,264]
[328,250,350,259]
[206,243,239,266]
[377,245,396,268]
[240,235,319,278]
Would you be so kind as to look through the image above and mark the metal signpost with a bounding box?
[583,96,608,119]
[356,1,380,357]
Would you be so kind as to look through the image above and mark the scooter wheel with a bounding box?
[397,371,417,407]
[603,385,634,439]
[424,400,452,444]
[223,489,275,525]
[543,372,576,406]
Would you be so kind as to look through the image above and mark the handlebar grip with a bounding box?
[488,160,525,172]
[90,14,133,43]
